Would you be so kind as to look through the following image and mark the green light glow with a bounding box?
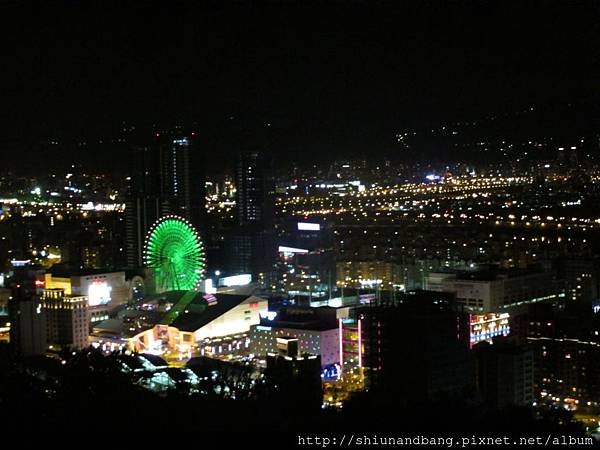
[144,216,205,292]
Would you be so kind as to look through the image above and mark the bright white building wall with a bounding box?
[193,296,268,341]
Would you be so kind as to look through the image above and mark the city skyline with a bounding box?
[3,0,600,445]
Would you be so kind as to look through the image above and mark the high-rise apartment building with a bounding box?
[475,341,534,408]
[235,151,274,228]
[227,151,275,282]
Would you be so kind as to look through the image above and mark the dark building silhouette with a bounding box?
[227,151,275,282]
[8,268,47,357]
[125,145,167,268]
[265,337,323,412]
[235,151,274,228]
[475,341,534,409]
[126,132,206,268]
[556,257,600,314]
[360,291,474,403]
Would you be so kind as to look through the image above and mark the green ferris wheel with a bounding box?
[144,215,205,292]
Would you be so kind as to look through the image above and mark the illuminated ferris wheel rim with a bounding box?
[143,215,205,290]
[143,214,204,250]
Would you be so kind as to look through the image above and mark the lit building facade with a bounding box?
[44,271,129,306]
[250,306,342,367]
[43,288,89,350]
[44,270,129,324]
[339,317,363,369]
[336,260,402,291]
[427,269,558,312]
[250,324,339,367]
[276,219,335,301]
[528,336,600,410]
[129,292,268,355]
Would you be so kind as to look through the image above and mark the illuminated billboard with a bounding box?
[470,312,510,347]
[204,278,217,294]
[259,310,278,321]
[88,280,112,306]
[297,222,320,231]
[11,259,31,267]
[278,246,309,254]
[219,274,252,287]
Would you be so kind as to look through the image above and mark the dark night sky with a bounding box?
[2,0,600,172]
